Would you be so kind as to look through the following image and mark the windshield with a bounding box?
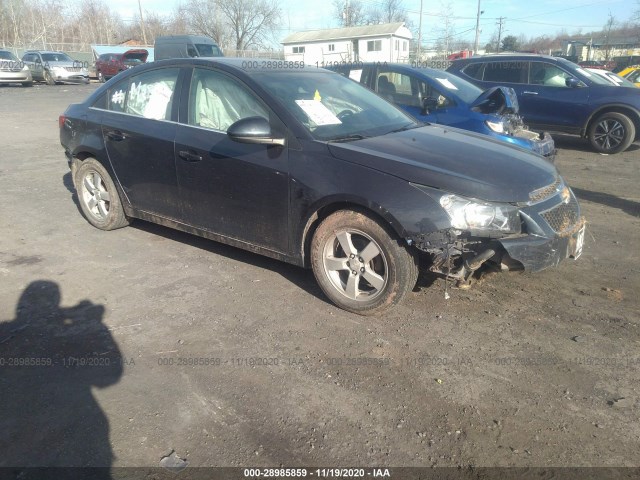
[196,44,223,57]
[418,68,483,103]
[0,51,18,61]
[41,53,74,62]
[257,71,418,141]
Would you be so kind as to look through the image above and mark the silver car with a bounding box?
[0,50,33,86]
[22,50,89,85]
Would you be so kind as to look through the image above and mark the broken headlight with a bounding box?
[486,119,506,134]
[439,194,520,234]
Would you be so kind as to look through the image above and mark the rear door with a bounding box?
[101,67,183,219]
[173,66,290,252]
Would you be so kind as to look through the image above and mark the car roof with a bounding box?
[24,50,66,54]
[456,53,561,62]
[147,57,335,74]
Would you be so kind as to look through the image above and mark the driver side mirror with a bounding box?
[227,116,285,146]
[565,77,581,88]
[421,97,439,115]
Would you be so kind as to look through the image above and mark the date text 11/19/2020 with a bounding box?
[243,468,391,477]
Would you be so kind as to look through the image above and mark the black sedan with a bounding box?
[60,58,585,315]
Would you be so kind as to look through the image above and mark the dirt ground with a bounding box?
[0,82,639,475]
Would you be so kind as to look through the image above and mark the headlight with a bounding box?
[51,65,64,71]
[439,194,520,234]
[486,120,505,133]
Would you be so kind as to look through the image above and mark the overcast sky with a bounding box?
[117,0,633,47]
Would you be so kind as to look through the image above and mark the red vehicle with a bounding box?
[95,49,148,82]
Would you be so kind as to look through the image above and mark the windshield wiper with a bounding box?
[327,134,369,143]
[385,123,422,135]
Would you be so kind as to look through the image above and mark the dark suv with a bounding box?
[447,54,640,154]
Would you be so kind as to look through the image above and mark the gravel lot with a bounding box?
[1,82,639,475]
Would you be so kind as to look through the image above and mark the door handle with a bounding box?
[106,130,127,141]
[523,91,538,95]
[178,150,203,162]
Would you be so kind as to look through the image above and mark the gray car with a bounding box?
[0,50,33,86]
[22,50,89,85]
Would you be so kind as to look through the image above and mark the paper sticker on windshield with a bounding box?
[295,100,342,126]
[435,78,458,90]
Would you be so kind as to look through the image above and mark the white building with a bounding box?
[281,22,412,65]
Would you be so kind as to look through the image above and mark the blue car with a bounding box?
[329,62,555,158]
[447,54,640,154]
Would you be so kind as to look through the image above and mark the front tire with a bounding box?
[588,112,635,154]
[98,71,105,83]
[22,81,33,87]
[43,69,55,85]
[74,159,129,230]
[310,210,418,315]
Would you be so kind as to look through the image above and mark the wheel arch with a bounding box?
[298,196,408,268]
[69,150,131,211]
[583,105,640,139]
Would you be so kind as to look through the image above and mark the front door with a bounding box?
[174,67,290,253]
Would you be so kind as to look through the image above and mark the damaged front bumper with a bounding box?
[410,184,585,279]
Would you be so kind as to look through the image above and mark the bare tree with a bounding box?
[367,0,409,24]
[180,0,232,48]
[217,0,281,50]
[332,0,366,27]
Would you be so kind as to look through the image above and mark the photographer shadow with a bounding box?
[0,280,122,479]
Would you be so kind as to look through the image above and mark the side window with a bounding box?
[377,70,420,106]
[108,79,128,113]
[417,81,453,108]
[187,45,198,58]
[188,67,269,131]
[627,70,640,83]
[483,61,527,83]
[92,94,107,109]
[461,62,483,80]
[126,68,179,120]
[530,62,572,87]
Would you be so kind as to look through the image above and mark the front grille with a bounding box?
[529,177,561,203]
[541,195,580,233]
[64,67,82,72]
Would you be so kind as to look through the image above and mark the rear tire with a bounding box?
[74,158,129,230]
[310,210,418,315]
[588,112,635,154]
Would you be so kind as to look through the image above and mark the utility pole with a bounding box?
[344,0,350,27]
[416,0,423,60]
[473,0,482,55]
[138,0,148,45]
[496,16,505,52]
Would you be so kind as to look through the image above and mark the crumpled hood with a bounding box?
[470,86,519,114]
[327,124,558,203]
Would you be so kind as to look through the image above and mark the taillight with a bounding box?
[59,114,66,129]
